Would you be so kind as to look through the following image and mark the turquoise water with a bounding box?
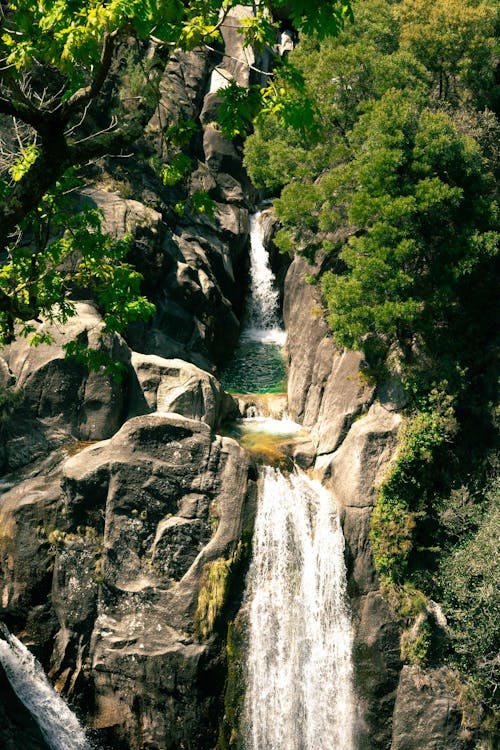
[219,339,286,394]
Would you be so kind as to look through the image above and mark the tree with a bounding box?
[319,91,498,361]
[0,0,353,345]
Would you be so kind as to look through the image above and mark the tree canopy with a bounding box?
[0,0,353,345]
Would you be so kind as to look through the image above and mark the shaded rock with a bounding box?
[354,592,402,750]
[0,458,65,620]
[2,302,129,445]
[203,125,245,178]
[129,352,238,428]
[147,49,210,162]
[391,666,466,750]
[81,188,164,244]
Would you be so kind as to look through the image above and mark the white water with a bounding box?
[244,467,355,750]
[244,211,286,346]
[0,631,90,750]
[239,415,303,436]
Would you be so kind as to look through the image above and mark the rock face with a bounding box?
[391,667,466,750]
[283,254,403,748]
[0,413,255,750]
[283,252,467,750]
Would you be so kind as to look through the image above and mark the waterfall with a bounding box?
[0,630,90,750]
[220,209,286,393]
[244,467,355,750]
[244,211,285,346]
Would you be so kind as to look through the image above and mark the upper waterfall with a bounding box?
[244,211,286,346]
[244,467,355,750]
[0,629,90,750]
[220,209,286,394]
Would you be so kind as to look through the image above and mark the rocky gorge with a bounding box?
[0,6,475,750]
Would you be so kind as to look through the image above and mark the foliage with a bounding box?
[439,482,500,729]
[0,0,352,346]
[0,173,155,354]
[400,617,432,666]
[396,0,499,108]
[371,388,457,582]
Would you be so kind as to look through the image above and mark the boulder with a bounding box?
[0,412,256,750]
[321,403,401,508]
[60,413,256,749]
[129,352,238,428]
[1,302,129,445]
[391,666,466,750]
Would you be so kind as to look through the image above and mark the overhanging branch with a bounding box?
[61,30,119,120]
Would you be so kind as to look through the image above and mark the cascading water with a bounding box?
[244,467,355,750]
[220,210,286,394]
[221,206,355,748]
[0,629,90,750]
[244,211,285,346]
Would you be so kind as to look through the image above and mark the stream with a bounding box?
[0,628,90,750]
[223,209,356,749]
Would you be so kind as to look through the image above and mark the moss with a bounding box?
[217,619,246,749]
[370,395,457,582]
[400,617,432,666]
[195,557,233,640]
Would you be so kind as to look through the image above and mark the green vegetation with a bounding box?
[195,556,233,640]
[0,0,352,347]
[244,0,499,742]
[216,620,246,750]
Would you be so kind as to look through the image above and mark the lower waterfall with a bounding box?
[0,629,90,750]
[244,466,355,750]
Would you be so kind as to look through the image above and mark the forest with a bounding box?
[0,1,498,748]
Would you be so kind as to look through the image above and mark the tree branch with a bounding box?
[0,94,43,130]
[60,30,118,119]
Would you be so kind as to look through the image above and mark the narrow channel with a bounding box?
[223,210,356,749]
